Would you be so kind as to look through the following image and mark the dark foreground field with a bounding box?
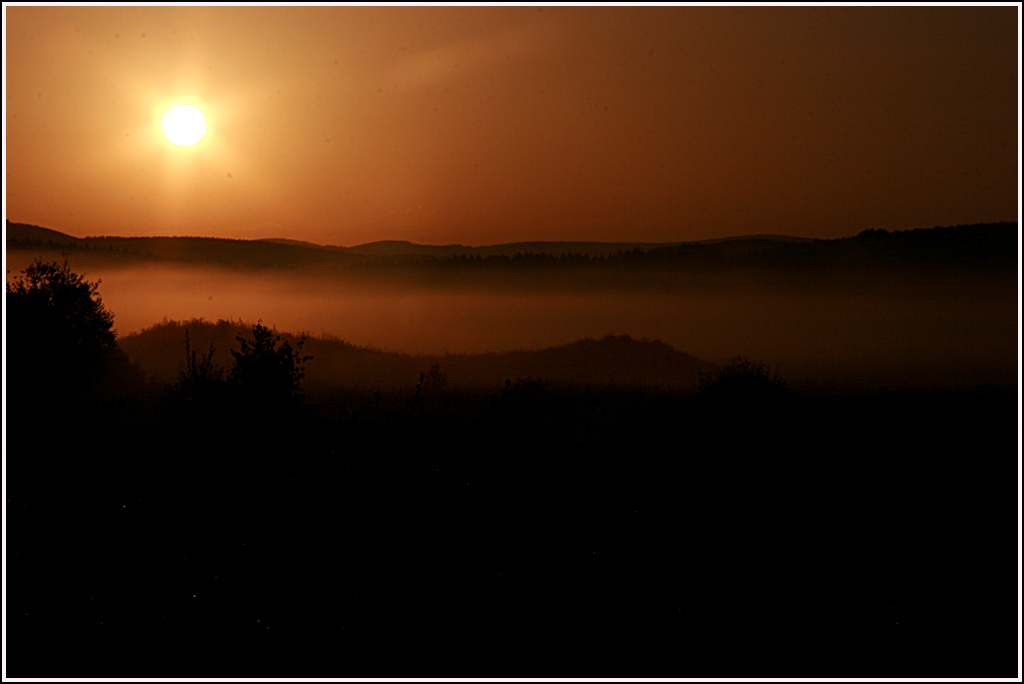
[5,360,1016,676]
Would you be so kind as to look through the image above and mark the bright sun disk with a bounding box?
[162,104,207,146]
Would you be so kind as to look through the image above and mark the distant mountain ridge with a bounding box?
[4,220,819,258]
[7,220,1016,272]
[267,235,815,257]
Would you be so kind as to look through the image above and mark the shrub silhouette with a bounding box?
[181,329,224,387]
[167,329,226,412]
[228,321,311,409]
[412,363,448,406]
[698,356,787,404]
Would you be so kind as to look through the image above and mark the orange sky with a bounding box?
[4,5,1019,246]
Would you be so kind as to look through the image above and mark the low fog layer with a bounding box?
[6,247,1015,387]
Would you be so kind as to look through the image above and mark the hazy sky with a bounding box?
[4,5,1019,246]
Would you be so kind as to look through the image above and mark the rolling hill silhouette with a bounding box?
[6,222,84,246]
[119,319,708,390]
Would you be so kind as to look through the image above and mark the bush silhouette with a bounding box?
[228,321,311,409]
[167,329,226,414]
[412,363,448,406]
[698,356,787,404]
[180,329,224,388]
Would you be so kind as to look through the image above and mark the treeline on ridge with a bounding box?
[7,220,1016,273]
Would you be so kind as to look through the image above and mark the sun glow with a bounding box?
[161,104,207,147]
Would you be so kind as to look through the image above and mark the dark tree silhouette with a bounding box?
[6,259,123,401]
[6,258,116,353]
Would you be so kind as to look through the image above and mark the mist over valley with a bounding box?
[7,220,1017,387]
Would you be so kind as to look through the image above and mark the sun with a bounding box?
[161,104,207,147]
